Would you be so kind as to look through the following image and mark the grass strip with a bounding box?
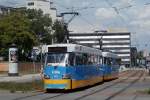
[0,80,43,92]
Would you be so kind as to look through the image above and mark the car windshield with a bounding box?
[46,53,67,64]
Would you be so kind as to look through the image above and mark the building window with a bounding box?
[28,2,34,6]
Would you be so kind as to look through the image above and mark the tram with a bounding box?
[102,52,120,81]
[43,43,103,90]
[42,43,120,90]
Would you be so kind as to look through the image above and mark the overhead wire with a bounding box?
[53,0,101,32]
[104,0,150,49]
[77,15,100,32]
[54,0,149,50]
[118,5,133,10]
[104,0,128,27]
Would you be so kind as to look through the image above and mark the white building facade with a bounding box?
[26,0,61,21]
[69,32,131,67]
[0,5,12,14]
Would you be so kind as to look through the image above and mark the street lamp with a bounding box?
[94,30,107,50]
[60,12,79,43]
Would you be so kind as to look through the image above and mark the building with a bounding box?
[146,56,150,68]
[143,49,149,58]
[0,5,12,15]
[26,0,61,21]
[69,32,131,67]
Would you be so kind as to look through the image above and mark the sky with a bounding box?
[0,0,150,51]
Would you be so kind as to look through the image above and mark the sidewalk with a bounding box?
[0,74,41,83]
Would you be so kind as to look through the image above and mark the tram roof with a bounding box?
[102,52,119,58]
[47,43,102,55]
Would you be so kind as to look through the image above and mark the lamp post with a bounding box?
[94,30,107,50]
[60,12,79,43]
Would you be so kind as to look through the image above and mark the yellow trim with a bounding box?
[104,74,118,80]
[44,79,70,84]
[44,79,71,89]
[104,75,112,80]
[44,76,103,89]
[72,76,103,89]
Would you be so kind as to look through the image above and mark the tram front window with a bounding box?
[46,53,68,66]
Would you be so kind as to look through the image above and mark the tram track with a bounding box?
[12,70,139,100]
[119,70,131,77]
[12,92,45,100]
[13,92,65,100]
[37,70,139,100]
[73,70,140,100]
[104,70,144,100]
[41,93,66,100]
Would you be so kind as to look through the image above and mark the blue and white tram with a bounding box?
[43,43,103,90]
[102,52,120,80]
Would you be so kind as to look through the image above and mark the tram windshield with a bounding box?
[45,53,68,66]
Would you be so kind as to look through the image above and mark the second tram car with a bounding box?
[43,44,104,90]
[102,52,120,80]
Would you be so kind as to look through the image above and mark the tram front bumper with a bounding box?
[44,79,71,89]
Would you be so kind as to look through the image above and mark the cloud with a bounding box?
[95,8,117,19]
[64,0,71,6]
[136,6,150,19]
[113,0,133,8]
[127,6,150,20]
[130,20,150,30]
[0,0,25,7]
[128,5,150,31]
[81,1,90,7]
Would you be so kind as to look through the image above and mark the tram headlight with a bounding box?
[44,74,50,79]
[62,74,71,79]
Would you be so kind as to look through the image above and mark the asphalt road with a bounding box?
[0,69,150,100]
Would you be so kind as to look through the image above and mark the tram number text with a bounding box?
[52,70,60,74]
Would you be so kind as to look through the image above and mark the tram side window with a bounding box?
[112,58,116,66]
[75,53,100,65]
[87,54,99,65]
[69,53,75,66]
[87,54,93,64]
[75,53,83,65]
[104,57,111,66]
[115,59,120,65]
[83,53,88,65]
[94,55,97,64]
[113,59,116,65]
[75,53,88,65]
[104,57,107,64]
[108,58,112,66]
[116,58,121,65]
[99,56,103,64]
[94,55,99,64]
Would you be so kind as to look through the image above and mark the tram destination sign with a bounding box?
[48,47,67,52]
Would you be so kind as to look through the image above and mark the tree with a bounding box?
[137,51,145,65]
[15,9,65,44]
[52,20,66,43]
[0,10,37,61]
[26,9,53,44]
[137,51,144,60]
[0,8,66,61]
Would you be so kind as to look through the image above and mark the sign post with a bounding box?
[8,44,18,76]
